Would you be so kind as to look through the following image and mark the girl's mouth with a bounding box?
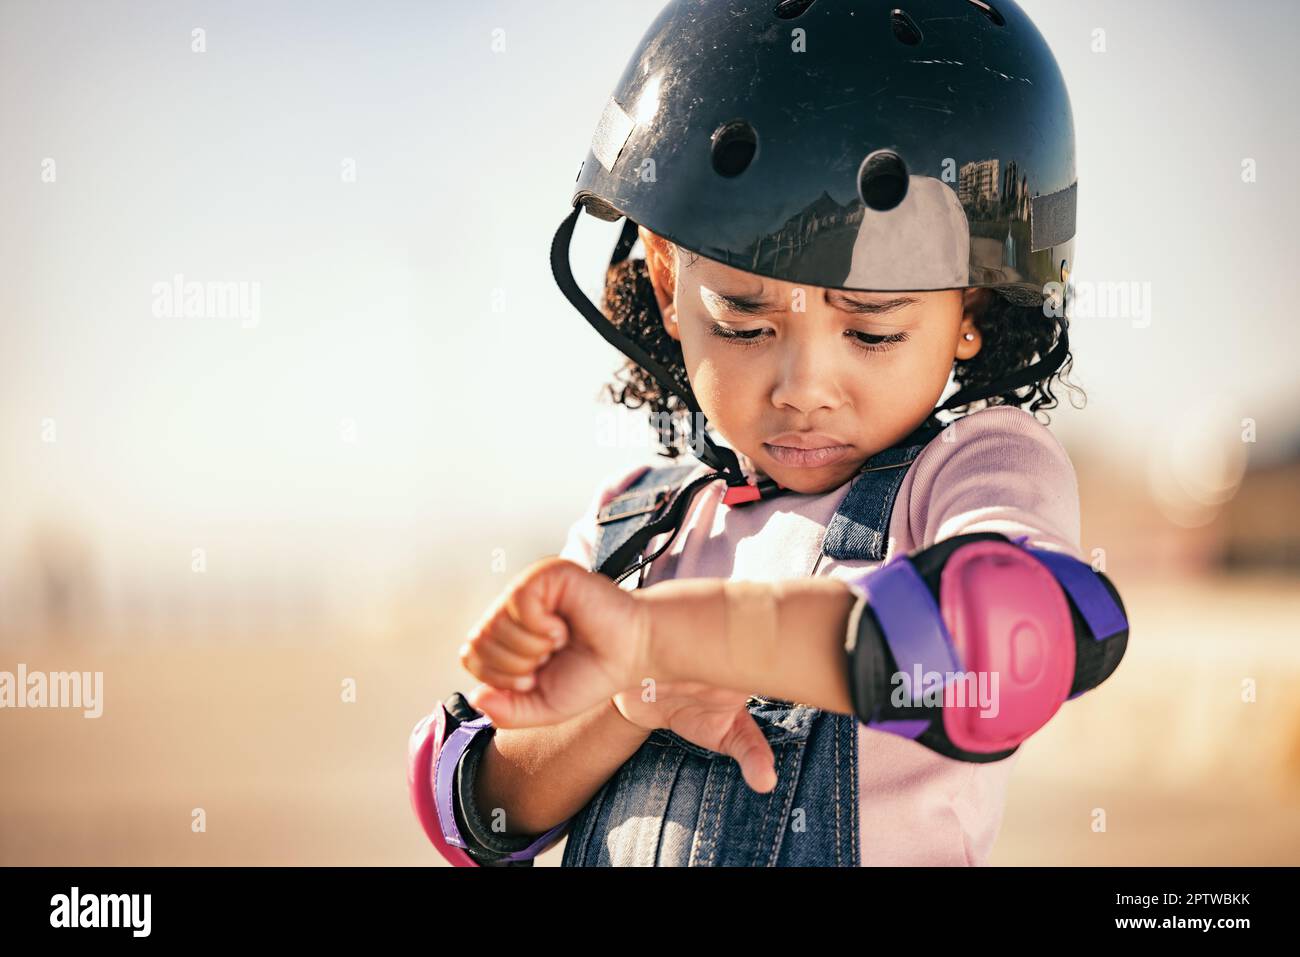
[762,443,853,469]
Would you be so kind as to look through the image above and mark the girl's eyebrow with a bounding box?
[825,291,919,315]
[700,289,773,315]
[704,288,919,316]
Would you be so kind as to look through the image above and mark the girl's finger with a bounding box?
[475,611,558,660]
[464,620,552,677]
[459,641,542,691]
[505,570,571,647]
[721,714,778,794]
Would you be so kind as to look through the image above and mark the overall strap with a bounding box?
[821,432,940,562]
[591,463,704,580]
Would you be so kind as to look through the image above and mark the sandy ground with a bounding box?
[2,572,1297,866]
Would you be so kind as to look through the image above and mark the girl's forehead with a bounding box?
[687,255,934,301]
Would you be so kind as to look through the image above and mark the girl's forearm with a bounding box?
[474,697,652,836]
[631,577,858,713]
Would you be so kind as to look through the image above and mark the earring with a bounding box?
[963,332,975,341]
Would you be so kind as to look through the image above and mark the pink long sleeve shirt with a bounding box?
[558,405,1084,866]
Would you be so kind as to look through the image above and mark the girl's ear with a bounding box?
[638,226,680,339]
[957,287,993,360]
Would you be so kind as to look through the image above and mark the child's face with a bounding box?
[641,228,990,495]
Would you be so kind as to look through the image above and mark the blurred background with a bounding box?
[1,0,1297,865]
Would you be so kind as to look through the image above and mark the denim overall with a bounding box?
[560,434,934,867]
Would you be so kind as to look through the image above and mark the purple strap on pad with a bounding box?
[1024,547,1128,640]
[434,713,568,863]
[861,557,961,705]
[854,536,1127,738]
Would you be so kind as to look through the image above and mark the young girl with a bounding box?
[407,0,1128,867]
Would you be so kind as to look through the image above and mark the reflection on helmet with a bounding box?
[846,176,971,289]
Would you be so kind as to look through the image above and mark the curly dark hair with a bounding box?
[598,242,1085,460]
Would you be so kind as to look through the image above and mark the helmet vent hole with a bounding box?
[858,150,909,212]
[774,0,818,20]
[966,1,1006,27]
[890,9,923,46]
[711,120,759,178]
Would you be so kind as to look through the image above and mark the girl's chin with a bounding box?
[762,459,861,495]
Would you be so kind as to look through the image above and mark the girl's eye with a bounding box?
[847,330,909,354]
[706,323,908,354]
[706,323,770,345]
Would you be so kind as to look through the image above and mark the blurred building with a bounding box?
[1215,433,1300,572]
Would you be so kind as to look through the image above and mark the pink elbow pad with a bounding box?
[407,700,481,866]
[407,694,568,866]
[844,532,1128,762]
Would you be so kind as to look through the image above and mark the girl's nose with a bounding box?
[769,337,844,414]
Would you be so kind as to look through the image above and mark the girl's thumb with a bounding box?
[467,685,512,724]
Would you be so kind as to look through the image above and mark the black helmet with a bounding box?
[552,0,1076,497]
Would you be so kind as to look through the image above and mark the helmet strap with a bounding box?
[551,206,748,485]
